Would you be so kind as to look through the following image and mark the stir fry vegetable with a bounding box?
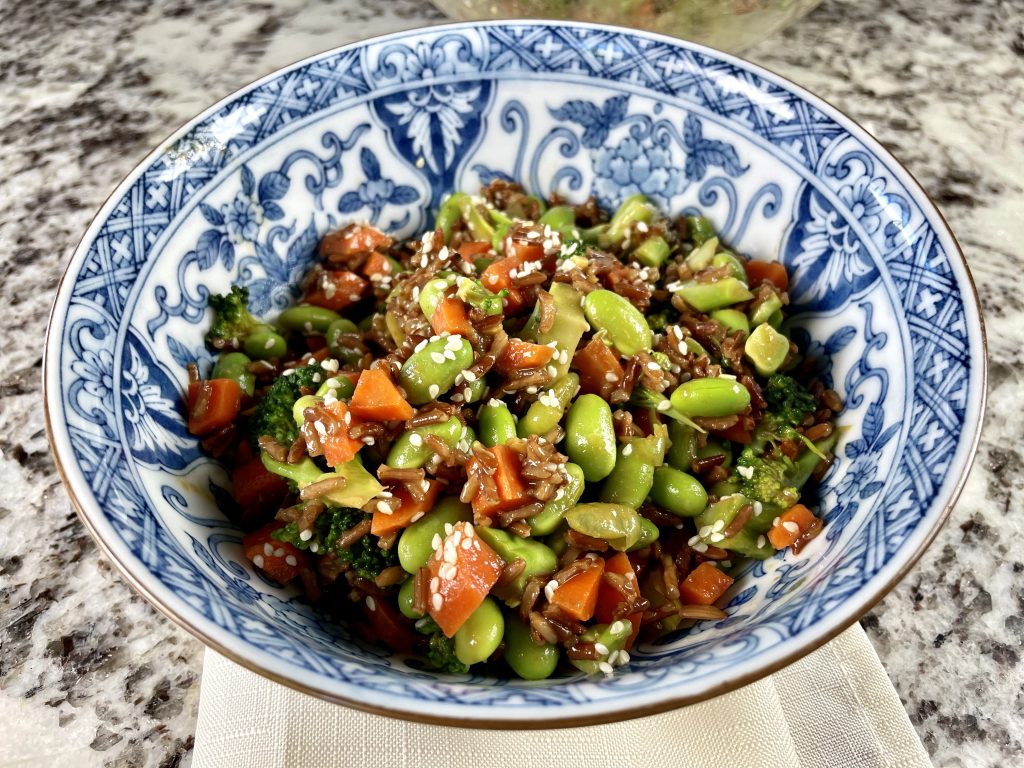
[186,180,842,679]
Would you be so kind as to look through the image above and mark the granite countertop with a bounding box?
[1,0,1020,765]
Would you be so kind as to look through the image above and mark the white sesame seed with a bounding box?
[461,538,472,550]
[431,352,446,364]
[264,337,275,350]
[431,533,442,550]
[263,543,274,556]
[311,372,322,383]
[656,400,671,412]
[414,339,428,353]
[428,384,440,399]
[712,519,725,533]
[314,420,327,436]
[444,350,456,361]
[783,521,800,534]
[753,501,764,516]
[693,541,709,553]
[431,593,444,611]
[463,369,477,382]
[429,576,440,593]
[274,547,285,558]
[622,444,633,457]
[310,543,319,553]
[411,511,425,523]
[688,534,702,546]
[610,620,626,634]
[282,368,295,377]
[444,523,454,535]
[252,555,265,568]
[376,500,392,514]
[362,436,375,446]
[409,433,423,448]
[594,642,609,656]
[604,372,618,382]
[299,529,313,542]
[444,547,457,565]
[544,579,559,602]
[772,516,781,527]
[710,532,725,543]
[757,535,767,548]
[365,595,376,611]
[321,358,339,372]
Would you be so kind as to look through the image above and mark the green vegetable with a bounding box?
[205,285,262,351]
[633,235,670,267]
[669,376,751,419]
[397,497,472,573]
[565,394,617,482]
[569,620,633,675]
[316,373,354,401]
[582,290,653,356]
[710,308,749,336]
[455,277,505,316]
[386,416,465,470]
[599,430,666,509]
[628,516,660,551]
[711,251,747,282]
[538,205,576,236]
[600,194,656,247]
[243,326,288,360]
[518,373,579,437]
[476,527,557,599]
[524,282,589,379]
[397,576,423,619]
[529,463,585,536]
[425,631,469,674]
[249,361,326,447]
[734,448,799,518]
[399,337,475,405]
[750,291,784,327]
[744,323,790,376]
[260,451,384,509]
[650,466,708,518]
[325,318,362,366]
[212,352,255,396]
[566,503,642,551]
[277,304,342,335]
[686,215,716,245]
[684,237,719,272]
[694,494,774,559]
[478,399,517,447]
[454,597,504,666]
[763,374,817,427]
[631,385,707,434]
[504,615,559,680]
[665,420,698,471]
[272,507,398,579]
[676,278,754,313]
[291,394,321,428]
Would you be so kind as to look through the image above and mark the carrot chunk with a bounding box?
[743,260,788,291]
[187,378,242,436]
[371,479,442,536]
[319,400,364,467]
[551,559,606,622]
[427,522,505,637]
[242,522,308,584]
[348,367,414,422]
[572,338,624,398]
[679,562,734,606]
[767,503,819,550]
[494,338,555,374]
[430,297,473,338]
[303,269,368,311]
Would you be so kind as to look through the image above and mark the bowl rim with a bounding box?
[43,18,988,728]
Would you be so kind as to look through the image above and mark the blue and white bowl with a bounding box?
[44,21,986,726]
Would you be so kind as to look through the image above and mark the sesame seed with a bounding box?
[753,501,764,516]
[604,372,618,382]
[461,538,472,550]
[376,500,392,514]
[618,650,630,665]
[310,543,319,553]
[362,436,375,446]
[444,350,456,361]
[646,361,660,371]
[688,535,702,546]
[431,533,442,550]
[409,433,423,447]
[656,400,671,412]
[610,620,625,634]
[622,444,633,457]
[414,339,428,353]
[314,420,327,436]
[544,579,559,602]
[594,642,609,656]
[757,535,767,548]
[274,547,285,558]
[429,576,440,593]
[431,593,444,611]
[599,661,614,676]
[546,365,557,377]
[693,541,708,553]
[431,352,446,364]
[252,555,265,568]
[783,521,800,534]
[411,511,425,523]
[299,529,313,542]
[712,519,725,532]
[428,384,440,399]
[444,523,454,535]
[463,369,477,382]
[264,337,275,349]
[365,595,376,611]
[710,532,725,543]
[282,368,295,377]
[321,358,339,372]
[772,516,781,527]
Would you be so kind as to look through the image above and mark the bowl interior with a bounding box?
[45,21,984,725]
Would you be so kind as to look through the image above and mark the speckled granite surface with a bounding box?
[0,0,1020,765]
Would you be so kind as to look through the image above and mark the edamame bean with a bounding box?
[599,433,664,509]
[316,373,355,400]
[711,251,747,282]
[538,205,576,236]
[696,437,732,469]
[602,195,655,247]
[476,527,557,597]
[569,620,633,675]
[666,421,698,471]
[565,394,617,482]
[325,318,362,365]
[650,466,708,518]
[583,290,652,356]
[386,416,464,469]
[478,400,517,447]
[710,308,749,336]
[399,336,475,405]
[670,377,751,418]
[212,351,255,396]
[398,576,424,619]
[397,497,471,573]
[530,463,585,536]
[278,304,342,335]
[628,516,661,551]
[461,376,488,405]
[504,615,559,680]
[686,215,716,246]
[418,277,455,321]
[454,597,504,666]
[684,236,718,272]
[518,373,579,437]
[744,323,790,376]
[633,235,670,267]
[696,495,772,559]
[677,278,754,313]
[750,291,783,327]
[292,394,321,428]
[243,324,287,359]
[565,503,642,551]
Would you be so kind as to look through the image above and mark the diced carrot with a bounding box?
[551,559,606,622]
[430,296,473,338]
[318,223,393,259]
[304,268,369,311]
[767,503,819,550]
[348,367,414,422]
[242,522,308,584]
[457,240,493,259]
[427,522,505,637]
[506,239,545,266]
[371,479,442,536]
[361,250,394,280]
[494,338,555,374]
[624,611,642,650]
[716,421,752,445]
[361,594,417,653]
[187,378,242,436]
[480,255,518,292]
[744,260,789,291]
[320,400,364,467]
[595,552,639,624]
[491,444,531,508]
[679,562,734,606]
[232,456,289,522]
[572,337,624,398]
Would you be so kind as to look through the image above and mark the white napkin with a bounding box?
[192,623,931,768]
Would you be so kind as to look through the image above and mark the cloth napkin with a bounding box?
[192,623,931,768]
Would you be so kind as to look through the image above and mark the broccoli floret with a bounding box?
[646,312,670,332]
[249,361,324,447]
[425,632,469,674]
[272,507,397,580]
[456,277,505,315]
[735,448,799,514]
[206,286,261,350]
[763,374,816,427]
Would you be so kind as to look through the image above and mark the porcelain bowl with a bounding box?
[44,21,986,727]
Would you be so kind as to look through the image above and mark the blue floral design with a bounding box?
[222,193,264,243]
[338,148,418,223]
[70,348,115,412]
[593,135,684,207]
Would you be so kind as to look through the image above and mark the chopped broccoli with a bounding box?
[763,374,816,426]
[456,277,505,315]
[205,286,261,350]
[646,312,670,332]
[249,361,325,447]
[425,632,469,674]
[735,447,799,515]
[272,507,397,581]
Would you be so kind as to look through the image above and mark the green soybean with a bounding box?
[744,323,790,376]
[530,463,585,536]
[566,503,642,551]
[386,416,464,469]
[684,236,719,272]
[696,495,773,559]
[461,376,488,405]
[697,437,732,469]
[602,194,655,247]
[651,466,708,518]
[454,597,504,666]
[397,497,472,573]
[628,516,661,551]
[518,373,579,437]
[633,235,670,267]
[583,290,652,356]
[418,277,455,321]
[399,337,475,405]
[670,377,751,418]
[212,352,255,396]
[398,577,424,619]
[599,433,665,509]
[666,421,698,471]
[677,278,754,313]
[325,318,362,365]
[538,205,576,236]
[316,373,355,401]
[711,251,747,282]
[750,292,783,327]
[569,620,633,675]
[278,304,342,335]
[478,400,517,447]
[565,394,617,482]
[291,394,322,428]
[710,308,749,336]
[686,215,717,245]
[476,527,557,598]
[243,324,287,359]
[504,615,559,680]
